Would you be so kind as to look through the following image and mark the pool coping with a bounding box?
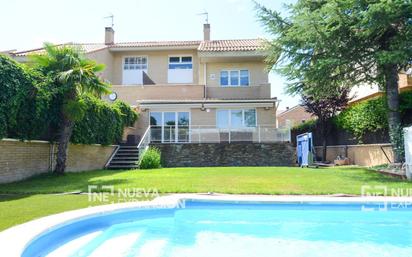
[1,194,412,257]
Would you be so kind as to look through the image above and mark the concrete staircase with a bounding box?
[107,145,139,170]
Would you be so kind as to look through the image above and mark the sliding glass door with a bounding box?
[150,112,190,143]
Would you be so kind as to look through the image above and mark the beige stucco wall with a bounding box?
[111,50,199,85]
[86,48,114,84]
[110,85,204,105]
[0,139,116,184]
[315,144,394,167]
[399,73,412,90]
[206,83,271,99]
[205,62,269,87]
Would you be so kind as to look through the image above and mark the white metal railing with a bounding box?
[137,126,151,159]
[148,125,290,144]
[105,145,120,168]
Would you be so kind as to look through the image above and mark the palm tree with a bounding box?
[31,43,110,174]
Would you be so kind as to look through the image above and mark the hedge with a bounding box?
[335,91,412,141]
[0,55,51,139]
[0,54,138,144]
[71,95,138,145]
[292,91,412,144]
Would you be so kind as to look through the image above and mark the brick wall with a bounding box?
[0,139,116,184]
[153,143,295,167]
[277,105,313,128]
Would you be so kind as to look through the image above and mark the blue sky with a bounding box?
[1,0,298,109]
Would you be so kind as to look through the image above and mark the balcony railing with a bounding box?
[148,125,291,144]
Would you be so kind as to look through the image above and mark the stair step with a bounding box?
[110,160,138,164]
[118,149,139,153]
[113,157,140,160]
[115,152,139,156]
[119,145,139,148]
[107,165,139,170]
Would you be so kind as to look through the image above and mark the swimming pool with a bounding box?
[17,196,412,257]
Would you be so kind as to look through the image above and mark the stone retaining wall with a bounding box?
[0,139,116,184]
[152,143,295,167]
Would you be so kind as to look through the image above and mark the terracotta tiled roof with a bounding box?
[12,39,266,57]
[111,40,201,48]
[12,43,109,57]
[198,39,265,52]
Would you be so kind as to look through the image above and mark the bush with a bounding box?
[335,97,388,141]
[71,95,138,145]
[139,147,161,169]
[291,119,316,131]
[335,91,412,141]
[0,54,138,145]
[0,54,51,140]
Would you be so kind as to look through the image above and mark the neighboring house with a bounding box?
[277,105,313,128]
[349,72,412,104]
[277,73,412,128]
[10,24,287,145]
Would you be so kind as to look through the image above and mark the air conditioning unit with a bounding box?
[405,126,412,180]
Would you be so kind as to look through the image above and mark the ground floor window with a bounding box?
[150,111,190,143]
[216,109,257,128]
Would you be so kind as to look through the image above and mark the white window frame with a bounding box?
[167,55,193,84]
[122,56,148,85]
[123,56,148,71]
[168,55,193,69]
[216,108,257,128]
[220,69,250,87]
[149,111,191,143]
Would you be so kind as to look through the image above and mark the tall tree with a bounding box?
[31,44,110,174]
[257,0,412,162]
[300,85,351,162]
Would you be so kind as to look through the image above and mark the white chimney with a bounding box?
[203,23,210,41]
[105,27,114,45]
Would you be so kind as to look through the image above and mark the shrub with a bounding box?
[291,119,316,131]
[71,95,138,145]
[335,97,388,141]
[0,54,138,144]
[0,54,51,140]
[335,91,412,141]
[139,147,161,169]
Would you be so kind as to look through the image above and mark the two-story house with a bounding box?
[10,24,288,151]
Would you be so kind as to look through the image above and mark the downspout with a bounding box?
[204,62,207,99]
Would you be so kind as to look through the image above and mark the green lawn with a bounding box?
[1,166,411,195]
[1,166,411,231]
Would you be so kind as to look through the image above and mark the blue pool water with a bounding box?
[23,201,412,257]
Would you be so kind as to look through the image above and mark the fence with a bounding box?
[314,144,394,167]
[148,125,291,144]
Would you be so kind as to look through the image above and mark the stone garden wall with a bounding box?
[153,143,295,167]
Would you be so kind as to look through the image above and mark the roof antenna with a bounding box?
[104,14,114,27]
[197,11,209,24]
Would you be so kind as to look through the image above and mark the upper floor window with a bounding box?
[123,57,147,70]
[122,56,147,85]
[168,56,193,69]
[168,56,193,83]
[220,70,249,86]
